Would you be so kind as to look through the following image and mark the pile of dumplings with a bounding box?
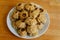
[10,3,47,36]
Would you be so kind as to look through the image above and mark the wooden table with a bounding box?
[0,0,60,40]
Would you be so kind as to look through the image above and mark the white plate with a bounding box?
[7,3,50,39]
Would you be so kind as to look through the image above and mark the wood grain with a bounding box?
[0,0,60,40]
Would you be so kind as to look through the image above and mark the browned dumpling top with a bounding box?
[10,3,47,36]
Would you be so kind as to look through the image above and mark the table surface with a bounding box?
[0,0,60,40]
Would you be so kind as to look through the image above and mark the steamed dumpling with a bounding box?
[19,10,28,19]
[16,20,26,28]
[30,8,40,18]
[10,10,19,21]
[25,3,35,11]
[18,29,27,36]
[27,25,38,36]
[16,3,25,11]
[37,14,47,24]
[25,17,37,25]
